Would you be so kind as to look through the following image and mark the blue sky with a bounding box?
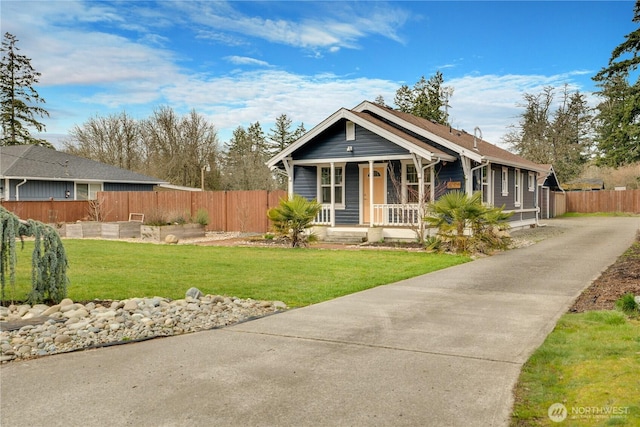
[1,1,636,149]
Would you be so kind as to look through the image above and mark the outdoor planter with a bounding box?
[101,222,142,239]
[140,224,205,242]
[64,221,101,238]
[367,227,384,242]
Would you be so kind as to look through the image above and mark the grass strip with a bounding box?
[511,311,640,426]
[2,239,469,307]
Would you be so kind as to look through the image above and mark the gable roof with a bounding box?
[0,145,167,184]
[268,107,456,168]
[268,100,548,173]
[353,101,549,173]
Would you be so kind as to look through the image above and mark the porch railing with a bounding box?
[313,204,421,226]
[372,204,421,226]
[314,204,332,225]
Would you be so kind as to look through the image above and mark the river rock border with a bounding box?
[0,289,287,363]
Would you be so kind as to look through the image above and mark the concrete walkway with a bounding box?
[1,217,638,427]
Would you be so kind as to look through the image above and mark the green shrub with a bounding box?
[424,191,512,254]
[267,195,321,248]
[194,209,209,226]
[615,293,639,315]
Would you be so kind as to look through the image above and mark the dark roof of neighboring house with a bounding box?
[563,178,605,191]
[0,145,167,184]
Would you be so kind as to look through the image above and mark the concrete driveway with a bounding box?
[1,217,638,427]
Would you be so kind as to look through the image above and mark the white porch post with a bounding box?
[282,158,294,198]
[368,160,374,225]
[330,162,336,227]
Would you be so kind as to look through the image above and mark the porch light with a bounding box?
[346,146,353,152]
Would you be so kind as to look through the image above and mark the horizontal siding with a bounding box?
[104,183,155,192]
[293,166,317,199]
[336,163,359,224]
[6,179,72,201]
[295,120,407,160]
[435,161,464,193]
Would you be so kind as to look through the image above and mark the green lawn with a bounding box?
[511,311,640,426]
[1,239,469,307]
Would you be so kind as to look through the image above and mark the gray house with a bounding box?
[0,145,167,201]
[267,101,548,240]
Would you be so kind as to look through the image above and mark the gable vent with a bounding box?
[346,121,355,141]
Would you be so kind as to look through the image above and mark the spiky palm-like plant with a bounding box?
[267,195,321,247]
[424,191,511,254]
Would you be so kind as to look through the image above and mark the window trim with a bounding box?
[501,167,509,196]
[75,182,103,200]
[317,164,346,209]
[528,172,536,192]
[514,168,521,207]
[401,160,430,204]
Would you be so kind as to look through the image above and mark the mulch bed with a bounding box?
[569,233,640,312]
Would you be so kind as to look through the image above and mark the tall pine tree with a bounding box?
[0,32,50,147]
[592,1,640,167]
[394,72,452,125]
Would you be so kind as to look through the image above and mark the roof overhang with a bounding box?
[352,101,484,163]
[482,156,551,174]
[0,175,167,185]
[267,107,456,169]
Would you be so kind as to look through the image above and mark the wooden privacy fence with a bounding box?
[1,190,287,233]
[98,190,286,232]
[565,189,640,214]
[0,200,90,224]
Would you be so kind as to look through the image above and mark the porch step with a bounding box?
[323,229,368,243]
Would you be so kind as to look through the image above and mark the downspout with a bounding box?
[15,179,27,201]
[469,159,489,200]
[419,158,441,239]
[422,158,441,202]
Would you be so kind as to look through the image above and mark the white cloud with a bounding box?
[447,72,594,146]
[224,56,271,67]
[179,1,409,51]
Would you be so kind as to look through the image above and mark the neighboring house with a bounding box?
[0,145,167,201]
[267,101,549,240]
[562,178,605,191]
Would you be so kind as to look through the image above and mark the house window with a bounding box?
[514,169,521,207]
[346,121,355,141]
[406,164,419,203]
[319,166,344,205]
[402,162,430,203]
[501,167,509,196]
[76,183,102,200]
[528,172,536,191]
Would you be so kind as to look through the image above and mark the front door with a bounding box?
[362,166,386,224]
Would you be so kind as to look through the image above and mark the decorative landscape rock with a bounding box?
[164,234,179,244]
[0,294,287,363]
[185,287,204,300]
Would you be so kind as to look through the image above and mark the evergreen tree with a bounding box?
[223,122,274,190]
[267,114,297,156]
[592,1,640,167]
[393,72,452,125]
[503,86,593,183]
[0,32,50,147]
